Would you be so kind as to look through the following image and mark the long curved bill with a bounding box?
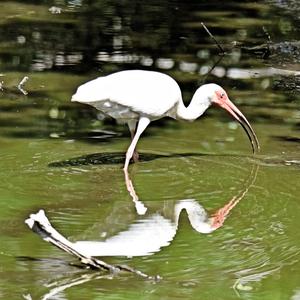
[218,99,260,153]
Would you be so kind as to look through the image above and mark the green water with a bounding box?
[0,1,300,299]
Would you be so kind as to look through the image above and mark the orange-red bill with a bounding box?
[218,99,260,154]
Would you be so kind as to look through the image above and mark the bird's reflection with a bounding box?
[26,165,259,257]
[25,165,259,299]
[29,166,258,257]
[74,199,220,257]
[26,165,259,260]
[76,165,258,257]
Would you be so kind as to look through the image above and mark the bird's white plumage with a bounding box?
[71,69,259,170]
[71,70,182,120]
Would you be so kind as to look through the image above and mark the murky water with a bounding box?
[0,1,300,299]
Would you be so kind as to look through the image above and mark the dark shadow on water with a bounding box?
[17,256,89,270]
[273,135,300,143]
[5,129,120,143]
[48,152,211,167]
[17,256,68,264]
[48,151,260,168]
[48,150,300,171]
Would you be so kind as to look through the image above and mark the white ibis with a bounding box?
[71,70,260,171]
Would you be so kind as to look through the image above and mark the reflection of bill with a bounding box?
[26,165,258,260]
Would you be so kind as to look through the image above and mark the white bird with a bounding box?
[71,70,260,171]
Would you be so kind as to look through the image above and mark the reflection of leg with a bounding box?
[123,168,147,215]
[128,120,139,162]
[124,117,150,171]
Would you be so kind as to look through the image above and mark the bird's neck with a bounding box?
[176,95,210,121]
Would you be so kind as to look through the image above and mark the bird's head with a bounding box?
[199,83,260,153]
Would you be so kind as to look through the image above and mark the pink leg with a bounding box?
[123,117,150,171]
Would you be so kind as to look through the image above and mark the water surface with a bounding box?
[0,1,300,299]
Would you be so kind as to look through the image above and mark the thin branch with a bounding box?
[200,55,224,84]
[199,22,226,83]
[201,22,225,55]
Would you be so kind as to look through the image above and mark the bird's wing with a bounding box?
[72,71,182,118]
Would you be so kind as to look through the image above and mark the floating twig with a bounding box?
[25,210,158,280]
[17,76,29,95]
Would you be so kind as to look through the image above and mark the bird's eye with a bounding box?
[220,93,225,98]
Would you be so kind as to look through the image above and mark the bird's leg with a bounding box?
[124,117,150,171]
[127,120,139,162]
[122,117,150,215]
